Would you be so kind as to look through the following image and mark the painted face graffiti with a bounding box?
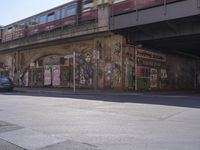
[84,52,92,63]
[104,62,112,87]
[80,63,93,87]
[113,40,121,57]
[112,64,121,88]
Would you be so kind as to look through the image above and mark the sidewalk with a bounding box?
[14,87,200,96]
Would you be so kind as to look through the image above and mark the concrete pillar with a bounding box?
[97,0,110,30]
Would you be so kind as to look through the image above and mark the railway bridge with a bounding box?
[0,0,199,91]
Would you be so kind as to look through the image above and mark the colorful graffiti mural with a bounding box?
[52,65,60,86]
[113,40,121,58]
[112,64,121,88]
[104,62,112,87]
[150,68,158,88]
[104,62,122,88]
[79,60,93,88]
[44,65,51,86]
[125,51,135,89]
[136,49,167,90]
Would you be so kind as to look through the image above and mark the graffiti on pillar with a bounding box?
[79,51,93,88]
[52,65,60,86]
[79,63,93,87]
[150,68,158,88]
[125,52,135,88]
[44,65,51,86]
[20,53,25,66]
[112,64,121,88]
[93,40,103,59]
[84,52,92,63]
[23,72,29,87]
[104,62,122,88]
[113,40,121,58]
[104,62,112,87]
[160,69,168,79]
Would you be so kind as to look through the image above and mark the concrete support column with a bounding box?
[97,1,110,31]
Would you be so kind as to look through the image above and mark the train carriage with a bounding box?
[81,0,98,22]
[2,0,79,42]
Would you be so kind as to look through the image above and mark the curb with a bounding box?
[14,88,139,96]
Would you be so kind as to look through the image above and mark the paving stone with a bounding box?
[0,138,25,150]
[37,140,100,150]
[0,128,66,150]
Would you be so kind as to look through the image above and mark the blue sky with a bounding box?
[0,0,71,25]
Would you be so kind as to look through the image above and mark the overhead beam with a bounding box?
[110,0,200,30]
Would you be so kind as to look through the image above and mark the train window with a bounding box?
[83,8,92,12]
[83,0,93,5]
[7,27,13,33]
[39,15,46,24]
[58,8,65,19]
[82,0,93,11]
[29,18,37,26]
[35,17,39,25]
[17,22,25,30]
[66,5,76,16]
[47,12,55,22]
[113,0,126,4]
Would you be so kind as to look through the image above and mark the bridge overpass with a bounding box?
[110,0,200,56]
[0,0,199,90]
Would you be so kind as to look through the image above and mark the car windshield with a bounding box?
[0,77,10,83]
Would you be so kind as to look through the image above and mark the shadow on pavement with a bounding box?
[0,89,200,109]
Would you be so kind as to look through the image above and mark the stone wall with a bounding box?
[165,54,196,89]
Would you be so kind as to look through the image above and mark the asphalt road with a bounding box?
[0,91,200,150]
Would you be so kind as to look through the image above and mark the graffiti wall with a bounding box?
[44,65,52,86]
[107,35,123,89]
[124,46,135,89]
[79,50,93,88]
[1,33,198,91]
[136,48,167,90]
[165,55,196,89]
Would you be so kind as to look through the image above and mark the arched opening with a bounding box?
[21,52,94,89]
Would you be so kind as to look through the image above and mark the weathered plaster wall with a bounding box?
[0,33,199,90]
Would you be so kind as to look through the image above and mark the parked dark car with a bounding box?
[0,77,14,92]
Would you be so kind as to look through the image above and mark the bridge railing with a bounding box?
[111,0,185,16]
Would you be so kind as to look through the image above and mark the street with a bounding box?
[0,91,200,150]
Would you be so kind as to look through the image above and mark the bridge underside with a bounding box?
[139,34,200,57]
[118,14,200,57]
